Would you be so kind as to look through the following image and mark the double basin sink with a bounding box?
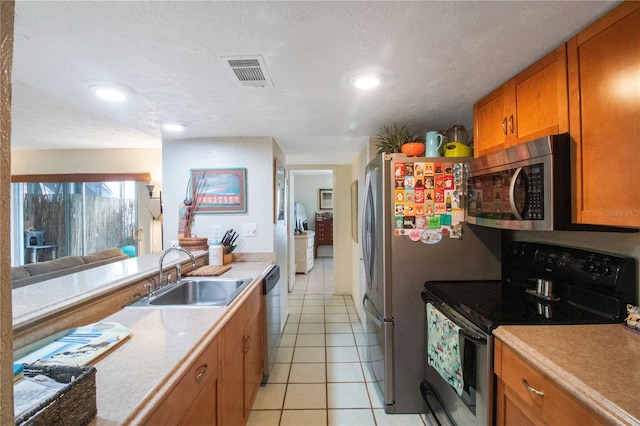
[127,277,253,308]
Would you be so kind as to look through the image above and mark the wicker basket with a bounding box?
[178,237,208,252]
[16,364,97,426]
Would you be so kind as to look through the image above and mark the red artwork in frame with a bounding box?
[191,168,247,213]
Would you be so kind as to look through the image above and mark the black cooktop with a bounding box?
[423,242,637,334]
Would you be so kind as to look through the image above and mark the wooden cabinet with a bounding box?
[314,212,333,257]
[474,45,569,157]
[144,336,219,426]
[567,2,640,228]
[494,339,605,426]
[294,231,314,274]
[220,284,262,426]
[245,290,263,412]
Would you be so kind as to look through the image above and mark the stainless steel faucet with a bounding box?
[155,247,197,294]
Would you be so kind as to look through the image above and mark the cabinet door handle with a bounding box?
[502,117,508,135]
[245,335,252,353]
[508,115,514,134]
[195,364,208,383]
[522,378,544,397]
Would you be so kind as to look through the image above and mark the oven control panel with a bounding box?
[504,241,636,294]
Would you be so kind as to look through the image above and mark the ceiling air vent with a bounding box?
[220,55,274,88]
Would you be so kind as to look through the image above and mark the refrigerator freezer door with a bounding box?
[363,294,394,409]
[362,155,387,318]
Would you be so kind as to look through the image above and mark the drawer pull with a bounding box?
[195,364,208,383]
[522,378,544,397]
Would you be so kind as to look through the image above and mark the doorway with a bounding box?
[288,169,334,292]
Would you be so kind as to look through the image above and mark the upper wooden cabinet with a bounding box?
[568,2,640,228]
[474,45,569,157]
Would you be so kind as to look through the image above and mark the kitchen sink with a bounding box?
[127,277,252,308]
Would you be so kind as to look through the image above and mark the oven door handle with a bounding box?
[422,291,487,345]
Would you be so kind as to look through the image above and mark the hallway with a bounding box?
[247,258,428,426]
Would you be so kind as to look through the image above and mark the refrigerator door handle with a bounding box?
[362,294,383,327]
[362,170,375,292]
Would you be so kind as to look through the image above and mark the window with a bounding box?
[11,173,148,266]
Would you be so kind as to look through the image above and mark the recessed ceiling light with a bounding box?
[87,81,135,102]
[162,122,187,132]
[350,73,383,90]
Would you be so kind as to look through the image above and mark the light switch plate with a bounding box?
[212,225,222,238]
[243,223,258,237]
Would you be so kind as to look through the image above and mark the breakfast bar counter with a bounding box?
[494,324,640,425]
[12,252,274,424]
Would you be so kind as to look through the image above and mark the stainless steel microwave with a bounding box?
[466,134,571,231]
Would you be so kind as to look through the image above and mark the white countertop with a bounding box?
[13,250,206,328]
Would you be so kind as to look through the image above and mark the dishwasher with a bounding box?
[261,264,281,384]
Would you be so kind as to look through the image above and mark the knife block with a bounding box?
[223,253,233,265]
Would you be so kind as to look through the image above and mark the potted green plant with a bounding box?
[375,123,419,154]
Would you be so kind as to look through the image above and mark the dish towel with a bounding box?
[427,303,464,396]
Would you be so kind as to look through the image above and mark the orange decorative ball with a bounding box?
[401,142,426,157]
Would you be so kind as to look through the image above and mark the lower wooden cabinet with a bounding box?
[144,283,263,426]
[494,339,604,426]
[144,336,219,426]
[220,284,262,426]
[245,295,263,412]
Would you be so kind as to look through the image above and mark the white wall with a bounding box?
[12,148,162,181]
[334,165,353,295]
[162,137,275,252]
[293,173,333,232]
[163,136,290,329]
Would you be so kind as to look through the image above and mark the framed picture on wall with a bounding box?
[191,168,247,213]
[319,188,333,210]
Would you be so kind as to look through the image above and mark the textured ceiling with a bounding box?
[11,1,620,165]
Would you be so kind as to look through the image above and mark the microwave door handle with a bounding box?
[422,292,487,345]
[508,166,524,220]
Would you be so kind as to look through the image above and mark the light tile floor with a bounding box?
[248,258,428,426]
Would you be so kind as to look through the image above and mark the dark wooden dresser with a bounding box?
[314,212,333,257]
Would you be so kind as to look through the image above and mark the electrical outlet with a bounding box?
[212,225,222,238]
[243,223,258,237]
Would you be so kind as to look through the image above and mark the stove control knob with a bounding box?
[596,258,611,276]
[582,257,596,273]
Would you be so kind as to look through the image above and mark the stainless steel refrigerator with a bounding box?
[361,153,502,414]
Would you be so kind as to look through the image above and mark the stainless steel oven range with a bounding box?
[420,241,636,425]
